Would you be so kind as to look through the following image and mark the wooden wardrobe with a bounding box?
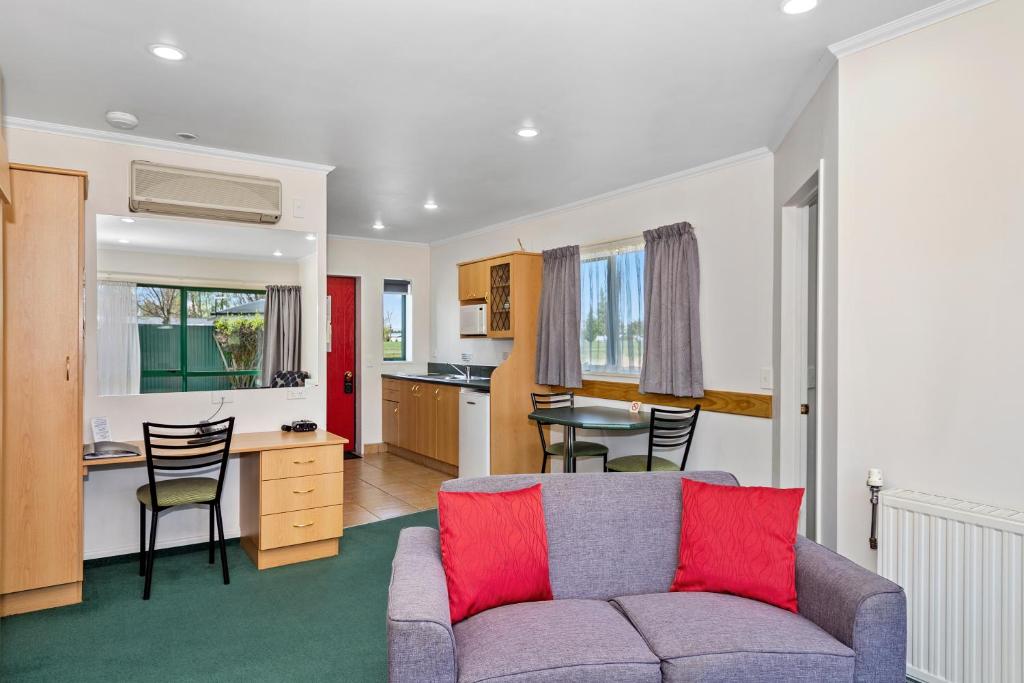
[0,164,86,616]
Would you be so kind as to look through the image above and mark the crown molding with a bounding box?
[828,0,998,58]
[326,233,429,248]
[429,146,773,247]
[2,116,335,174]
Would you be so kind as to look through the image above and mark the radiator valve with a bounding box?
[867,468,884,550]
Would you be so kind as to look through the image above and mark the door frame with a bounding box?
[327,275,360,454]
[779,169,823,539]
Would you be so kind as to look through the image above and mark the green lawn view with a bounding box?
[383,340,404,360]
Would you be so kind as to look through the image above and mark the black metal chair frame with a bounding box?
[139,417,235,600]
[637,405,701,471]
[530,392,608,473]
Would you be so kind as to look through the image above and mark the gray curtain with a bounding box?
[639,223,703,397]
[535,245,583,388]
[262,285,303,387]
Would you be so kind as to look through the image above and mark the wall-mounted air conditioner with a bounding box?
[129,160,282,224]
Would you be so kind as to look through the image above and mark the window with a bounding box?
[137,284,266,392]
[383,279,411,362]
[580,239,645,375]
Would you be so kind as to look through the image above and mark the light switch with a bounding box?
[292,198,305,219]
[759,367,773,390]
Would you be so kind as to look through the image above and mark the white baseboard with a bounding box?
[84,527,242,561]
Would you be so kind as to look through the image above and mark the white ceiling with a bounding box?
[2,0,942,243]
[96,214,317,262]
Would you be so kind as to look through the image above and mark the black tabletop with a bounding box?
[527,406,650,431]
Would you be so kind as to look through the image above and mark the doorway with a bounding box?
[780,173,821,540]
[327,276,357,455]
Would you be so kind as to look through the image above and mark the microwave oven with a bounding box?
[459,304,488,335]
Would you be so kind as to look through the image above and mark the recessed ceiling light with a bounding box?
[373,220,385,230]
[149,44,186,61]
[120,217,136,223]
[305,233,316,241]
[176,132,198,141]
[781,0,817,15]
[105,111,139,130]
[118,239,131,244]
[424,200,439,210]
[272,249,283,257]
[516,127,539,138]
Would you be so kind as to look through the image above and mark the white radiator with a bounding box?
[879,489,1024,683]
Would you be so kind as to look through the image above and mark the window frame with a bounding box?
[580,239,645,378]
[137,283,265,392]
[382,279,412,363]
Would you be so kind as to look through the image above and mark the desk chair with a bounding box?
[606,406,700,472]
[531,392,609,473]
[139,417,235,600]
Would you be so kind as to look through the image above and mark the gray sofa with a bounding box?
[387,472,906,682]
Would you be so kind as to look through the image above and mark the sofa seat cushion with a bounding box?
[453,599,661,683]
[612,592,855,683]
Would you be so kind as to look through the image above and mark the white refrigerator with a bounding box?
[458,388,490,478]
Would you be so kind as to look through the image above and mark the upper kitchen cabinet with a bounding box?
[458,258,490,301]
[456,252,541,340]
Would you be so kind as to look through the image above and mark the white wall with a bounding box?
[430,151,776,486]
[326,236,431,449]
[835,0,1024,568]
[5,125,330,558]
[773,64,839,548]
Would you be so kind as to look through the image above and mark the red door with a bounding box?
[327,276,357,452]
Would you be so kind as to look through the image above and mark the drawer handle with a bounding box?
[292,488,315,494]
[293,458,315,464]
[293,521,315,528]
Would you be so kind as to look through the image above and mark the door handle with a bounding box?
[800,403,810,415]
[343,370,354,394]
[66,356,71,381]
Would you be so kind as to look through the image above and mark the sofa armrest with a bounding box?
[387,527,457,683]
[795,536,906,682]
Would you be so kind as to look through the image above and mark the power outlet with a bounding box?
[211,392,235,405]
[292,198,305,219]
[287,387,307,400]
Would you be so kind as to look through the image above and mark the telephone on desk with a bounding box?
[83,441,141,460]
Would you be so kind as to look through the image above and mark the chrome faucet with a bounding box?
[446,362,471,380]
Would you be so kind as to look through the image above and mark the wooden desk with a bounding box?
[83,430,349,571]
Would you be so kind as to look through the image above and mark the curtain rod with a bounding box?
[97,271,273,291]
[581,232,646,252]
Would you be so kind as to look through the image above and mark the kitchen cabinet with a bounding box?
[458,259,490,301]
[383,377,460,470]
[383,399,400,446]
[433,385,460,466]
[456,252,541,340]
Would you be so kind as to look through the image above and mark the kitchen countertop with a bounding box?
[381,372,491,391]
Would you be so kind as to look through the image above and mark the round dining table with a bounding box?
[527,405,650,472]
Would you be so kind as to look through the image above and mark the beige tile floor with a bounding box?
[343,451,452,527]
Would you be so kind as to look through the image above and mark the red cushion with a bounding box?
[438,483,553,623]
[670,479,804,612]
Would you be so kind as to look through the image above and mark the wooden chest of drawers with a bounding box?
[239,444,345,569]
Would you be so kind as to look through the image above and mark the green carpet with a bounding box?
[1,510,439,682]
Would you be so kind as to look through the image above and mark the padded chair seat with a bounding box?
[453,599,660,683]
[136,477,218,508]
[606,454,678,472]
[545,441,608,458]
[611,592,855,682]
